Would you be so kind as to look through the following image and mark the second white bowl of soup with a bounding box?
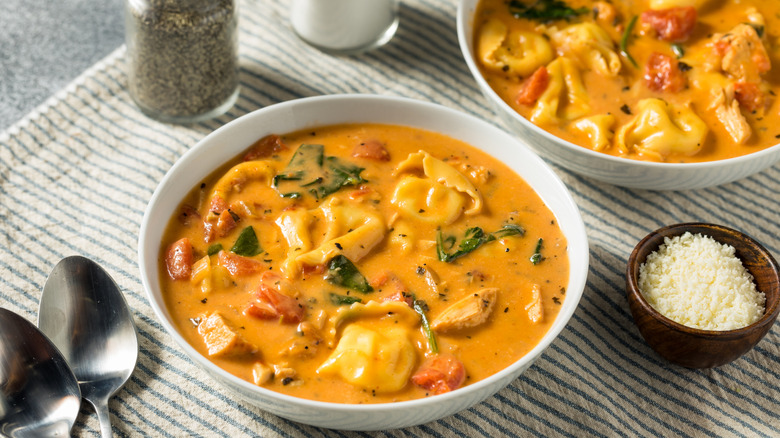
[458,0,780,190]
[138,94,589,430]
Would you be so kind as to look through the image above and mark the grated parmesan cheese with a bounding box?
[638,232,765,331]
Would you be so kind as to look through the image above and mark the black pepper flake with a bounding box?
[200,298,208,304]
[416,266,426,275]
[281,377,294,385]
[620,104,631,115]
[504,307,509,313]
[677,62,692,72]
[334,242,343,250]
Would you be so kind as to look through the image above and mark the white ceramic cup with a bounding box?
[291,0,400,55]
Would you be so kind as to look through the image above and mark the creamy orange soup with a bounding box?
[474,0,780,162]
[160,124,569,403]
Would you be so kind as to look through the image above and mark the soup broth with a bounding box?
[160,124,569,403]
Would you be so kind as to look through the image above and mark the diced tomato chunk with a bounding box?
[382,291,414,307]
[208,195,227,215]
[644,52,686,92]
[215,210,237,238]
[243,134,286,161]
[245,271,304,323]
[516,66,549,106]
[165,238,193,280]
[411,354,466,395]
[733,82,764,112]
[348,185,374,200]
[352,139,390,161]
[640,7,697,42]
[217,251,264,276]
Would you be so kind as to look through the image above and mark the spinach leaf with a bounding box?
[325,255,373,293]
[530,238,544,264]
[329,292,362,306]
[207,243,223,256]
[620,15,639,68]
[230,226,261,257]
[508,0,589,22]
[412,296,439,354]
[437,223,525,263]
[273,144,366,199]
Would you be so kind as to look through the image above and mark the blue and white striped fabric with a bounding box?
[1,0,778,436]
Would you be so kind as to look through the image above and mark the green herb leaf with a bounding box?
[412,296,439,354]
[508,0,589,22]
[621,15,639,68]
[325,255,373,293]
[530,238,544,264]
[671,43,684,59]
[230,226,261,257]
[329,293,362,306]
[207,243,223,256]
[273,144,366,200]
[491,224,525,239]
[437,223,525,263]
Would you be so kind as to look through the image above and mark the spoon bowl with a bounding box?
[38,256,139,437]
[0,307,81,437]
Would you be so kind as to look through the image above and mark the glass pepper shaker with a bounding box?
[124,0,239,124]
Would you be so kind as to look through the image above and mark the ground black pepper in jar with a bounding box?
[125,0,239,123]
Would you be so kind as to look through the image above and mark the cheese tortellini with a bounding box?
[319,301,419,392]
[276,197,386,277]
[648,0,707,9]
[550,23,622,77]
[478,18,553,77]
[392,151,482,225]
[530,57,590,125]
[616,98,709,161]
[209,160,275,205]
[570,114,616,152]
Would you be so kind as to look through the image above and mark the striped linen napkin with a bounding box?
[1,0,778,436]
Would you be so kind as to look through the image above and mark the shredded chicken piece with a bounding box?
[710,86,752,145]
[709,24,770,84]
[273,364,297,380]
[252,362,273,385]
[525,284,543,324]
[430,288,498,332]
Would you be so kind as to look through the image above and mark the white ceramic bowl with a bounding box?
[138,94,589,430]
[457,0,780,190]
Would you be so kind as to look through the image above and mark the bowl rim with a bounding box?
[626,222,780,338]
[138,93,590,414]
[455,0,780,169]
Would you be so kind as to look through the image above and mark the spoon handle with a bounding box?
[91,398,114,438]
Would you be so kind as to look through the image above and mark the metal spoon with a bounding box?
[0,307,81,437]
[38,256,139,437]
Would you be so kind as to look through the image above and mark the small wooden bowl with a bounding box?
[626,223,780,368]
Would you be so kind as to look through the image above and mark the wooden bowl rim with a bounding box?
[627,222,780,339]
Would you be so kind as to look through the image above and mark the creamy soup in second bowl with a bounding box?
[473,0,780,163]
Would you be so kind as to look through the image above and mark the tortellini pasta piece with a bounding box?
[550,23,622,77]
[648,0,707,9]
[570,114,616,152]
[209,160,275,204]
[276,197,386,277]
[478,18,554,77]
[317,324,416,393]
[392,151,482,225]
[616,98,708,161]
[530,57,590,125]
